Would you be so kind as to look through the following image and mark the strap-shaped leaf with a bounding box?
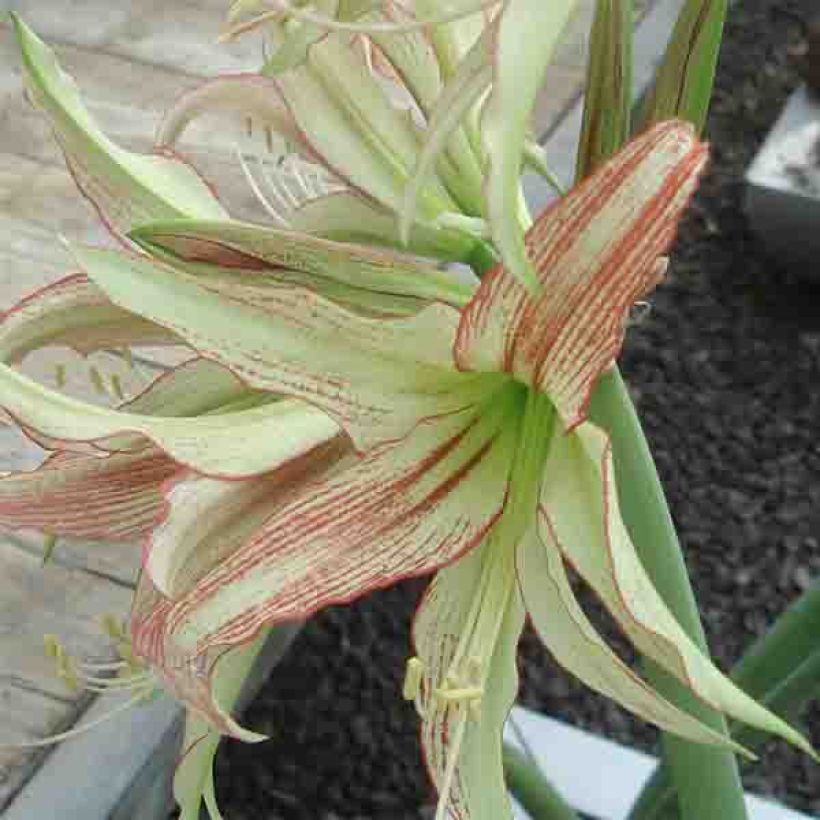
[575,0,634,181]
[11,15,227,234]
[638,0,728,133]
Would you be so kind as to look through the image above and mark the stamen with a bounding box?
[235,146,290,226]
[402,656,424,701]
[88,365,107,395]
[434,705,470,820]
[41,532,58,566]
[54,363,66,388]
[110,373,125,401]
[0,688,154,749]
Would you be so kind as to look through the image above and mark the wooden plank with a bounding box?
[0,542,135,699]
[2,1,259,77]
[0,685,82,810]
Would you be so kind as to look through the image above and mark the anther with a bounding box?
[89,365,106,395]
[110,374,124,401]
[402,657,424,701]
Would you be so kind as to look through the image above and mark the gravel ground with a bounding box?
[210,1,820,816]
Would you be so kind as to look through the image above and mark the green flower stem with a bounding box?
[503,743,581,820]
[588,368,749,820]
[629,581,820,820]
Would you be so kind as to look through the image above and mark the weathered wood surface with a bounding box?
[0,0,605,810]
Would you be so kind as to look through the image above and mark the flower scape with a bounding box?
[0,4,815,819]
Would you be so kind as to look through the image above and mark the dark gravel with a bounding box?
[210,1,820,816]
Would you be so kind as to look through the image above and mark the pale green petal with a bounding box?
[129,218,474,309]
[413,540,525,820]
[399,31,492,244]
[68,243,484,451]
[539,421,816,757]
[0,363,339,479]
[481,0,579,290]
[174,629,270,819]
[517,528,749,754]
[0,274,176,364]
[275,29,454,219]
[285,191,479,263]
[11,16,227,233]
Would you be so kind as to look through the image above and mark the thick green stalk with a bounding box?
[503,744,581,820]
[588,368,749,820]
[629,581,820,820]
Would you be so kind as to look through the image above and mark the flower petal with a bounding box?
[286,191,478,263]
[0,447,178,541]
[156,74,303,150]
[144,431,348,599]
[70,243,487,450]
[413,541,525,820]
[131,576,267,743]
[481,0,580,291]
[152,385,521,660]
[538,421,815,756]
[129,218,474,309]
[0,273,178,364]
[399,30,492,244]
[274,29,456,217]
[516,527,748,753]
[12,16,227,236]
[0,362,340,479]
[456,121,708,429]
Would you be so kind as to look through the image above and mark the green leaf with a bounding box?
[589,369,749,820]
[502,744,580,820]
[575,0,634,181]
[629,580,820,820]
[638,0,728,133]
[10,15,227,233]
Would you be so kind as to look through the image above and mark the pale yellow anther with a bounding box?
[41,532,58,566]
[435,685,483,703]
[265,125,274,153]
[122,347,134,370]
[116,640,135,665]
[89,365,106,395]
[57,654,79,692]
[110,373,124,401]
[54,363,66,388]
[43,634,61,660]
[402,657,424,701]
[100,614,125,640]
[245,116,253,138]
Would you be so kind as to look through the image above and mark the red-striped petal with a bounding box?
[0,273,178,364]
[455,121,708,428]
[139,383,521,674]
[0,447,179,542]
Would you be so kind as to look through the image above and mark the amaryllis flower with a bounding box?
[3,14,814,820]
